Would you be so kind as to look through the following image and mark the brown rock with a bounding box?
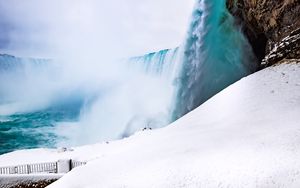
[226,0,300,66]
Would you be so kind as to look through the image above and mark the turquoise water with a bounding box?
[172,0,257,120]
[0,111,59,154]
[0,102,83,155]
[0,54,85,155]
[129,48,179,77]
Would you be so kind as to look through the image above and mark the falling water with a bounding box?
[128,48,180,78]
[172,0,257,120]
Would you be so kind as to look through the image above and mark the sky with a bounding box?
[0,0,195,58]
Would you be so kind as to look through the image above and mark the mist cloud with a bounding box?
[0,0,195,146]
[0,0,194,58]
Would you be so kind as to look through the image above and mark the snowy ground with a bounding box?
[1,62,300,187]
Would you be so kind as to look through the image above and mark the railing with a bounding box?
[0,160,86,175]
[71,161,86,169]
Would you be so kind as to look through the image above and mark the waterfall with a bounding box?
[0,0,258,152]
[0,54,49,72]
[172,0,257,120]
[0,54,71,115]
[115,48,182,138]
[128,48,180,80]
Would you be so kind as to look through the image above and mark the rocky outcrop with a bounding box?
[262,28,300,66]
[226,0,300,67]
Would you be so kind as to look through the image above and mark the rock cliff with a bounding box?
[227,0,300,67]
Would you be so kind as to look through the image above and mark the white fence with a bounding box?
[71,161,86,169]
[0,160,86,175]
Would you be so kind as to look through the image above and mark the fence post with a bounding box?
[9,167,15,174]
[57,159,71,173]
[27,164,31,174]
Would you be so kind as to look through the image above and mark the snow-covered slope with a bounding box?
[1,62,300,187]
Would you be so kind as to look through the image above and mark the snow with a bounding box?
[1,62,300,187]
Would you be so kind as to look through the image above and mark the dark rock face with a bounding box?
[262,28,300,66]
[226,0,300,66]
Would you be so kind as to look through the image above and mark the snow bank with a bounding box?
[1,63,300,187]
